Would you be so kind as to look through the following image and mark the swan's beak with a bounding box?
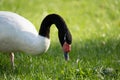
[63,42,71,61]
[64,52,69,61]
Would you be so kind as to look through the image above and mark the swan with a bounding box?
[0,11,72,67]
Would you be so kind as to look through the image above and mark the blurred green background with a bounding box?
[0,0,120,79]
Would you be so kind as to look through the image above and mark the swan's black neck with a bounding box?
[39,14,72,46]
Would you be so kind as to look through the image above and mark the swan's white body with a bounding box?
[0,11,50,55]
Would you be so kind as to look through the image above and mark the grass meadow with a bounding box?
[0,0,120,79]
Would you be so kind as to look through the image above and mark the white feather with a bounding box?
[0,11,50,55]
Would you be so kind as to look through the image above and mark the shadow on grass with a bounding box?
[0,37,120,79]
[70,37,120,79]
[71,37,120,59]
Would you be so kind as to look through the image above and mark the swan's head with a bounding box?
[59,30,72,61]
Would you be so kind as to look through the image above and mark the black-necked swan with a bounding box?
[0,11,72,67]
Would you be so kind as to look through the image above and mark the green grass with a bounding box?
[0,0,120,79]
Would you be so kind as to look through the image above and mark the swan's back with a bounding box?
[0,11,42,53]
[0,11,37,34]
